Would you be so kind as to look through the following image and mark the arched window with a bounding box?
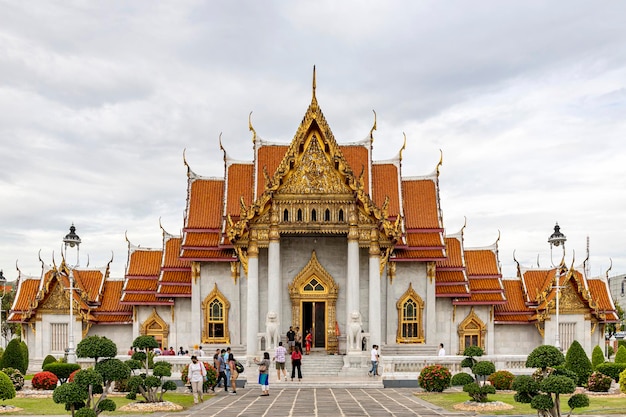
[297,209,303,221]
[325,209,331,221]
[202,284,230,344]
[396,283,424,343]
[457,308,486,353]
[284,209,289,222]
[338,209,344,222]
[311,209,317,221]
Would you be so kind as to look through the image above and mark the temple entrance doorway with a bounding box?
[288,251,339,354]
[302,301,326,348]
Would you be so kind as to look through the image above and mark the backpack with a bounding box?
[235,361,244,373]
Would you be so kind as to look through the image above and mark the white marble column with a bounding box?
[267,211,281,343]
[369,229,381,347]
[346,207,360,352]
[426,261,436,343]
[246,234,259,357]
[190,262,201,344]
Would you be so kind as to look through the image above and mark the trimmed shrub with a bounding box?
[451,372,474,386]
[42,355,57,370]
[565,340,592,386]
[1,368,24,391]
[512,375,539,403]
[591,345,605,369]
[526,345,565,369]
[615,345,626,364]
[587,371,612,392]
[418,365,451,392]
[596,362,626,382]
[620,368,626,394]
[20,341,28,374]
[43,363,81,384]
[0,339,25,375]
[76,335,118,364]
[488,370,515,390]
[0,371,16,401]
[472,361,496,383]
[32,371,59,390]
[68,369,80,383]
[75,408,97,417]
[463,381,496,402]
[568,393,589,409]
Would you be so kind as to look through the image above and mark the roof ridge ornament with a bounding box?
[312,65,317,102]
[399,133,406,161]
[370,110,377,144]
[249,112,257,144]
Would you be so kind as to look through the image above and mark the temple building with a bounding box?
[9,73,619,365]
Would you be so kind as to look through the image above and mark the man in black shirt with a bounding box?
[287,326,296,353]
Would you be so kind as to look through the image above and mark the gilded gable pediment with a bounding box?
[277,134,352,196]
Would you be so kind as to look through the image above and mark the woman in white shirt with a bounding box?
[187,355,206,404]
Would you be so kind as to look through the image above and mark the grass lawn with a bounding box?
[416,391,626,415]
[2,392,200,415]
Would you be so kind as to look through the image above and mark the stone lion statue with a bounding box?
[265,311,280,350]
[348,310,362,351]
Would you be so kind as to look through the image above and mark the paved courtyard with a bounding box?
[159,388,472,417]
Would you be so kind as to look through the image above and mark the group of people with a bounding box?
[286,325,313,355]
[186,347,240,404]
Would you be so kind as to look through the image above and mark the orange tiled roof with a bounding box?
[126,249,162,276]
[226,163,254,218]
[163,237,190,269]
[465,250,499,276]
[455,248,505,305]
[372,163,400,217]
[340,145,369,194]
[124,278,157,292]
[72,269,105,303]
[393,249,446,260]
[157,284,192,297]
[97,281,131,313]
[179,249,235,261]
[520,269,555,303]
[436,284,470,296]
[120,292,172,305]
[436,270,467,283]
[588,279,617,314]
[183,232,221,248]
[11,277,40,312]
[406,233,445,248]
[91,314,133,324]
[185,178,224,229]
[256,144,288,197]
[496,280,532,314]
[401,179,441,229]
[159,271,191,284]
[437,237,463,268]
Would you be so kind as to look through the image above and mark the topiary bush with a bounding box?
[596,362,626,382]
[1,368,24,391]
[0,339,25,375]
[418,365,451,392]
[472,361,496,383]
[32,371,59,390]
[587,371,612,392]
[488,370,515,390]
[0,371,16,401]
[615,345,626,364]
[591,345,604,369]
[19,341,28,375]
[620,368,626,394]
[451,372,474,386]
[564,340,592,386]
[463,381,496,402]
[42,354,57,370]
[43,363,81,384]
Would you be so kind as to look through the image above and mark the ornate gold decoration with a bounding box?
[559,283,587,312]
[171,305,175,322]
[534,322,545,337]
[230,261,240,284]
[380,247,392,277]
[38,282,71,313]
[82,322,92,339]
[140,308,169,348]
[427,261,436,284]
[192,262,200,284]
[201,283,231,344]
[288,251,339,354]
[457,308,486,352]
[396,283,425,343]
[590,321,597,335]
[387,261,396,284]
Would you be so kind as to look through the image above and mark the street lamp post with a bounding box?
[548,223,567,351]
[63,224,81,364]
[0,270,6,349]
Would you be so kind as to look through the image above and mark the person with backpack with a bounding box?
[228,352,238,395]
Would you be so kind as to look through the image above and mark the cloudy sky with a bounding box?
[1,1,625,282]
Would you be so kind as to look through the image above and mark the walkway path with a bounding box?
[159,388,472,417]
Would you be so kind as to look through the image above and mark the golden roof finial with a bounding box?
[370,110,377,144]
[312,65,317,100]
[436,149,443,176]
[219,132,226,164]
[399,133,407,161]
[249,111,257,144]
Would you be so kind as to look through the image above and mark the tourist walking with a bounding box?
[291,345,303,381]
[187,355,206,404]
[228,352,238,395]
[214,348,229,393]
[368,344,379,376]
[274,341,288,381]
[254,352,271,396]
[438,343,446,356]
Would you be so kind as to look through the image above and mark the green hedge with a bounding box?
[596,362,626,382]
[43,363,81,384]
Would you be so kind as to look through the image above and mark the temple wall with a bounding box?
[434,300,454,352]
[87,324,133,353]
[199,262,240,346]
[494,323,542,355]
[385,262,427,345]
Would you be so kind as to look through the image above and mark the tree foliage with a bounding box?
[564,340,592,386]
[0,339,25,374]
[53,382,88,417]
[19,341,28,375]
[0,371,16,401]
[42,355,58,369]
[76,336,117,364]
[615,345,626,364]
[591,345,605,369]
[43,363,81,384]
[514,345,588,417]
[125,336,175,403]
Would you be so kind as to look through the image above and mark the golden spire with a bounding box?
[312,65,317,100]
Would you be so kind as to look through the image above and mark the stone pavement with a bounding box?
[158,388,471,417]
